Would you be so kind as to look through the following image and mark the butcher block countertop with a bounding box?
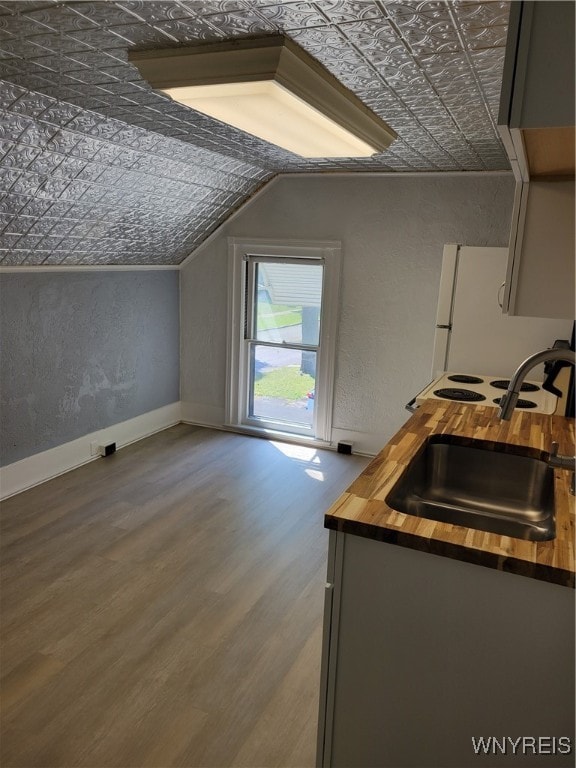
[325,400,575,588]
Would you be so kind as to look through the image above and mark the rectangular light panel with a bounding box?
[161,81,377,158]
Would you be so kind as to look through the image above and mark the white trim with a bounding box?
[181,401,336,450]
[272,170,513,180]
[0,265,178,273]
[330,427,387,458]
[226,237,342,443]
[0,402,181,500]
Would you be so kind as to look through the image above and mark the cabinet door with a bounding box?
[513,180,575,319]
[510,2,575,129]
[325,534,575,768]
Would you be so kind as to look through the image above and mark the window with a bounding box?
[227,239,342,443]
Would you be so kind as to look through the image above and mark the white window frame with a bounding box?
[226,237,342,444]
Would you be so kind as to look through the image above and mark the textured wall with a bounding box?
[181,173,515,448]
[0,270,179,466]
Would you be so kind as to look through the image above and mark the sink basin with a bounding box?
[385,435,555,541]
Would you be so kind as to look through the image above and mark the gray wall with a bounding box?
[0,270,179,466]
[181,173,516,450]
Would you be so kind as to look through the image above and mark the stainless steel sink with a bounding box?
[385,435,555,541]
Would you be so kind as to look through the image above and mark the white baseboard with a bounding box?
[330,427,391,457]
[181,402,389,457]
[0,402,182,500]
[181,401,226,429]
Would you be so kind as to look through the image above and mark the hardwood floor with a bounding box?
[0,425,369,768]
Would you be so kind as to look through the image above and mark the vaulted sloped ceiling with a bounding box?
[0,0,510,266]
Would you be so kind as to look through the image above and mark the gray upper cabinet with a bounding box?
[498,1,575,320]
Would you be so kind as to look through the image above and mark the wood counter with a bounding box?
[325,401,575,587]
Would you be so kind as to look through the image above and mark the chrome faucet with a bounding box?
[498,348,575,494]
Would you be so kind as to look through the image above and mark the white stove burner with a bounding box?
[412,372,558,415]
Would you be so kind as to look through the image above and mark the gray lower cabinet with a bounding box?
[317,531,575,768]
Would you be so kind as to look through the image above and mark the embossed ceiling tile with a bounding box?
[318,0,382,24]
[469,45,505,80]
[0,2,58,14]
[21,7,95,34]
[119,130,162,152]
[0,138,12,160]
[50,156,88,180]
[116,1,197,24]
[64,2,135,28]
[150,18,225,42]
[0,249,29,265]
[0,231,22,248]
[33,54,88,77]
[9,218,43,240]
[35,101,85,127]
[108,21,182,46]
[0,12,53,37]
[287,23,347,53]
[9,232,44,250]
[64,110,111,136]
[40,218,77,237]
[374,64,430,94]
[0,143,41,169]
[43,129,82,156]
[0,211,13,229]
[40,29,109,54]
[6,90,56,119]
[328,60,384,91]
[0,112,33,144]
[255,2,329,30]
[453,2,509,30]
[461,23,507,50]
[19,249,50,264]
[338,16,399,49]
[12,196,46,217]
[25,84,87,102]
[0,0,513,265]
[201,7,276,35]
[181,1,251,15]
[23,32,94,56]
[362,45,419,75]
[65,221,97,239]
[34,176,74,200]
[385,4,462,54]
[416,50,476,87]
[0,61,22,80]
[0,195,25,215]
[401,25,462,56]
[53,252,92,265]
[0,36,43,56]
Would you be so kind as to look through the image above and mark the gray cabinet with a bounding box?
[317,531,575,767]
[498,2,575,319]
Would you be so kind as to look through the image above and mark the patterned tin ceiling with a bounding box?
[0,0,511,266]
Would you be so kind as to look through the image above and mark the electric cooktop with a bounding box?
[412,372,558,414]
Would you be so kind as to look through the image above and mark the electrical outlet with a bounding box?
[90,441,116,457]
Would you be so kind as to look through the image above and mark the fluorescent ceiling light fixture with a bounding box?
[129,36,397,158]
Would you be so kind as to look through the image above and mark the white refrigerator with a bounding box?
[431,245,573,380]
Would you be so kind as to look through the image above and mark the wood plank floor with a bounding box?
[0,425,369,768]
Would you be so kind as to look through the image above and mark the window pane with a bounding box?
[254,262,322,346]
[249,344,316,429]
